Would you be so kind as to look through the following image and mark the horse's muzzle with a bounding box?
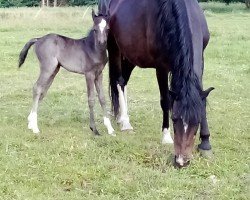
[174,155,191,168]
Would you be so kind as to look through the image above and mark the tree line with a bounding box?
[0,0,96,7]
[0,0,249,8]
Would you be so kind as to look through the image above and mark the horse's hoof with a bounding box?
[198,147,213,159]
[121,121,133,131]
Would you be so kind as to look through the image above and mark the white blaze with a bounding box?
[183,120,188,133]
[99,19,107,33]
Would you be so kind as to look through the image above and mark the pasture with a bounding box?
[0,3,249,199]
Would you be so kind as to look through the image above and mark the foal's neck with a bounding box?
[84,30,107,57]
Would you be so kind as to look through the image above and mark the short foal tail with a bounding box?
[18,38,39,68]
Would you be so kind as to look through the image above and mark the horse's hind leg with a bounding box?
[28,63,59,134]
[94,71,115,136]
[85,72,99,135]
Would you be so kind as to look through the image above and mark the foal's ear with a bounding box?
[92,9,97,21]
[201,87,215,99]
[105,14,111,24]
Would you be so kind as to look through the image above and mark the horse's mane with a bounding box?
[157,0,203,124]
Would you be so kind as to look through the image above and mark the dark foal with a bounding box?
[18,11,115,136]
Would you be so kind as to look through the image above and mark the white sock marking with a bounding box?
[162,128,173,144]
[104,117,115,136]
[117,84,133,130]
[124,86,127,108]
[28,112,40,134]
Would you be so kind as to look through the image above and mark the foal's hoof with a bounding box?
[198,147,213,159]
[90,127,101,136]
[28,122,40,134]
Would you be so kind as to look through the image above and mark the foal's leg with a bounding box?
[85,73,99,135]
[94,71,115,136]
[28,63,59,134]
[156,68,173,144]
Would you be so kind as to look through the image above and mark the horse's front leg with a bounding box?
[156,68,173,144]
[116,59,135,131]
[198,101,213,157]
[94,71,115,136]
[116,82,133,131]
[85,73,99,135]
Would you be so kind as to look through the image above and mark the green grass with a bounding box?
[0,3,249,200]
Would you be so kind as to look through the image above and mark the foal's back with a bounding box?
[35,34,89,74]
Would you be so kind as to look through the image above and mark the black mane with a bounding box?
[157,0,203,124]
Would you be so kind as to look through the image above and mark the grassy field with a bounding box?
[0,3,249,200]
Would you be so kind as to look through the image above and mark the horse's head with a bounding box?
[92,9,110,46]
[170,87,214,167]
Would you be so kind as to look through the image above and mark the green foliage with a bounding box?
[0,0,248,8]
[0,0,97,7]
[0,0,40,7]
[68,0,97,6]
[198,0,246,5]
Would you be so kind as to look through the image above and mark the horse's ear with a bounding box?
[201,87,214,99]
[92,9,96,21]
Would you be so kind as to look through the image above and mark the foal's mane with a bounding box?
[157,0,203,124]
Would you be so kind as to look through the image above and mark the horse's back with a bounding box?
[184,0,210,77]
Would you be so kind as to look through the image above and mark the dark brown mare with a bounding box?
[18,11,115,136]
[98,0,214,167]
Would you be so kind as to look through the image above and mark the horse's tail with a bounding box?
[18,38,39,68]
[157,0,203,124]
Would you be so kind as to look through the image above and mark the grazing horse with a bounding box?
[18,11,115,136]
[98,0,214,167]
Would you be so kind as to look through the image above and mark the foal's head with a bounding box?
[92,10,110,45]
